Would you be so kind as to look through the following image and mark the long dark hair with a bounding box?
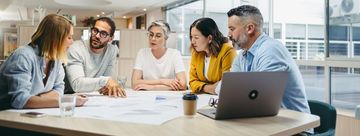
[189,17,228,57]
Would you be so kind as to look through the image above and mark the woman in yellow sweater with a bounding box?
[189,17,236,94]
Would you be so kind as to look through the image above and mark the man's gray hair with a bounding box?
[227,5,263,32]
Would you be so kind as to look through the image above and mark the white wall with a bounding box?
[114,18,128,29]
[130,8,164,29]
[146,8,164,26]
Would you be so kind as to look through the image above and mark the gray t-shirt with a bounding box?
[65,40,118,92]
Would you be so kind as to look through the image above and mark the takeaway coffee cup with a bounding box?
[183,93,198,116]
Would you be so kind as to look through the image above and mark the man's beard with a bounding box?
[90,37,106,49]
[231,34,248,49]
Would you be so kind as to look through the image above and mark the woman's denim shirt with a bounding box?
[0,45,64,109]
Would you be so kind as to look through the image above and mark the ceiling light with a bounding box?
[122,16,127,19]
[54,0,111,7]
[96,14,100,17]
[101,12,105,15]
[143,8,147,11]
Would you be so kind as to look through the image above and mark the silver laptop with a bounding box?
[197,71,288,120]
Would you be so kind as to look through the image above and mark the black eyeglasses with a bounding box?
[91,27,110,38]
[208,98,218,108]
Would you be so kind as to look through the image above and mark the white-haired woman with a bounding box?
[132,20,186,91]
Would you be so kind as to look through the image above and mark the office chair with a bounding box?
[308,100,337,136]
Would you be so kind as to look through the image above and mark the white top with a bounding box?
[204,56,210,80]
[134,48,185,80]
[66,40,118,92]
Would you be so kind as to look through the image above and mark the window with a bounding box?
[166,0,269,56]
[355,44,360,56]
[206,12,228,36]
[307,42,325,60]
[274,23,282,39]
[165,0,360,113]
[262,23,282,39]
[300,65,325,102]
[308,25,324,40]
[328,25,349,57]
[329,25,348,41]
[286,24,306,40]
[352,25,360,57]
[285,42,300,59]
[329,43,348,56]
[166,0,203,56]
[205,0,236,36]
[352,26,360,41]
[331,67,360,110]
[274,0,326,105]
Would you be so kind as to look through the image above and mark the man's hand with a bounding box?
[99,78,126,98]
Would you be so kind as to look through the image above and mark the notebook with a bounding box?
[197,71,288,120]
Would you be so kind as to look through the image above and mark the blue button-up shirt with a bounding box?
[0,45,64,109]
[230,33,310,113]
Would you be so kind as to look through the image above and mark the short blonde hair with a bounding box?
[30,14,73,63]
[147,20,171,39]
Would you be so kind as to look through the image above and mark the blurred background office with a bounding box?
[0,0,360,135]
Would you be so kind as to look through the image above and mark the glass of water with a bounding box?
[59,94,76,117]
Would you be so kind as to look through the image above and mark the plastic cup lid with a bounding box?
[182,92,198,100]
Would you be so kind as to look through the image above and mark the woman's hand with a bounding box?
[160,79,183,90]
[134,84,154,91]
[75,95,88,107]
[203,82,219,95]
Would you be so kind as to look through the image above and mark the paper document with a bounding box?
[8,89,213,125]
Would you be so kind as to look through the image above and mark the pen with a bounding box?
[155,96,166,100]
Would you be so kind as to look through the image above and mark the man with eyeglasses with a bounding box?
[65,17,126,97]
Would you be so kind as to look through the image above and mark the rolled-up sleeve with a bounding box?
[3,54,34,109]
[53,63,65,95]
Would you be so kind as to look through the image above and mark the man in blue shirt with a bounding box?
[225,5,310,113]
